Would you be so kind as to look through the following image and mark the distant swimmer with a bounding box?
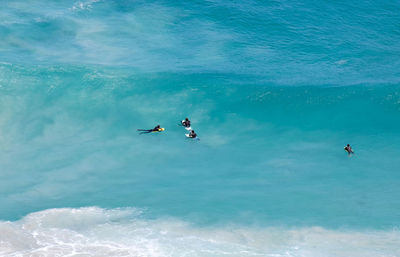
[182,118,191,128]
[137,125,165,134]
[188,129,197,138]
[180,117,191,129]
[185,130,199,140]
[153,125,162,131]
[344,144,354,155]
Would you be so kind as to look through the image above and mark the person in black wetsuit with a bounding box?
[344,144,354,155]
[182,118,191,128]
[137,125,163,134]
[188,130,197,138]
[152,125,161,131]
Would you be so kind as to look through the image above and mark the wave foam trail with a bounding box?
[0,207,399,257]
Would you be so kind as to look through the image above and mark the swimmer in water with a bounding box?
[344,144,354,155]
[137,125,164,134]
[188,129,197,138]
[182,118,191,128]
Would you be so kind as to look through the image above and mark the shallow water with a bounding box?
[1,0,400,256]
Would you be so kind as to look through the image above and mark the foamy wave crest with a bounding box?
[0,207,399,257]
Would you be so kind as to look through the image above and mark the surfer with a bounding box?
[153,125,161,131]
[344,144,354,155]
[182,118,191,128]
[188,130,197,138]
[137,125,164,134]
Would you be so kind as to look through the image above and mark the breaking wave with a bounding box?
[1,207,399,257]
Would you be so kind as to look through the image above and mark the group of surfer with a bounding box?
[137,117,197,139]
[138,121,353,154]
[181,118,197,138]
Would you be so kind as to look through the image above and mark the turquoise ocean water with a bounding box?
[1,0,400,256]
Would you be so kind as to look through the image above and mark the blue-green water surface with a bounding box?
[0,1,400,256]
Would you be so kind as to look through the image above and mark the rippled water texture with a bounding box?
[1,0,399,256]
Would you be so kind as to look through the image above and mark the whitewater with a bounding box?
[1,0,400,256]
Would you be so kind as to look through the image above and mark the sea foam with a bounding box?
[1,207,399,257]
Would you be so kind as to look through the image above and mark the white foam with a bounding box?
[0,207,399,257]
